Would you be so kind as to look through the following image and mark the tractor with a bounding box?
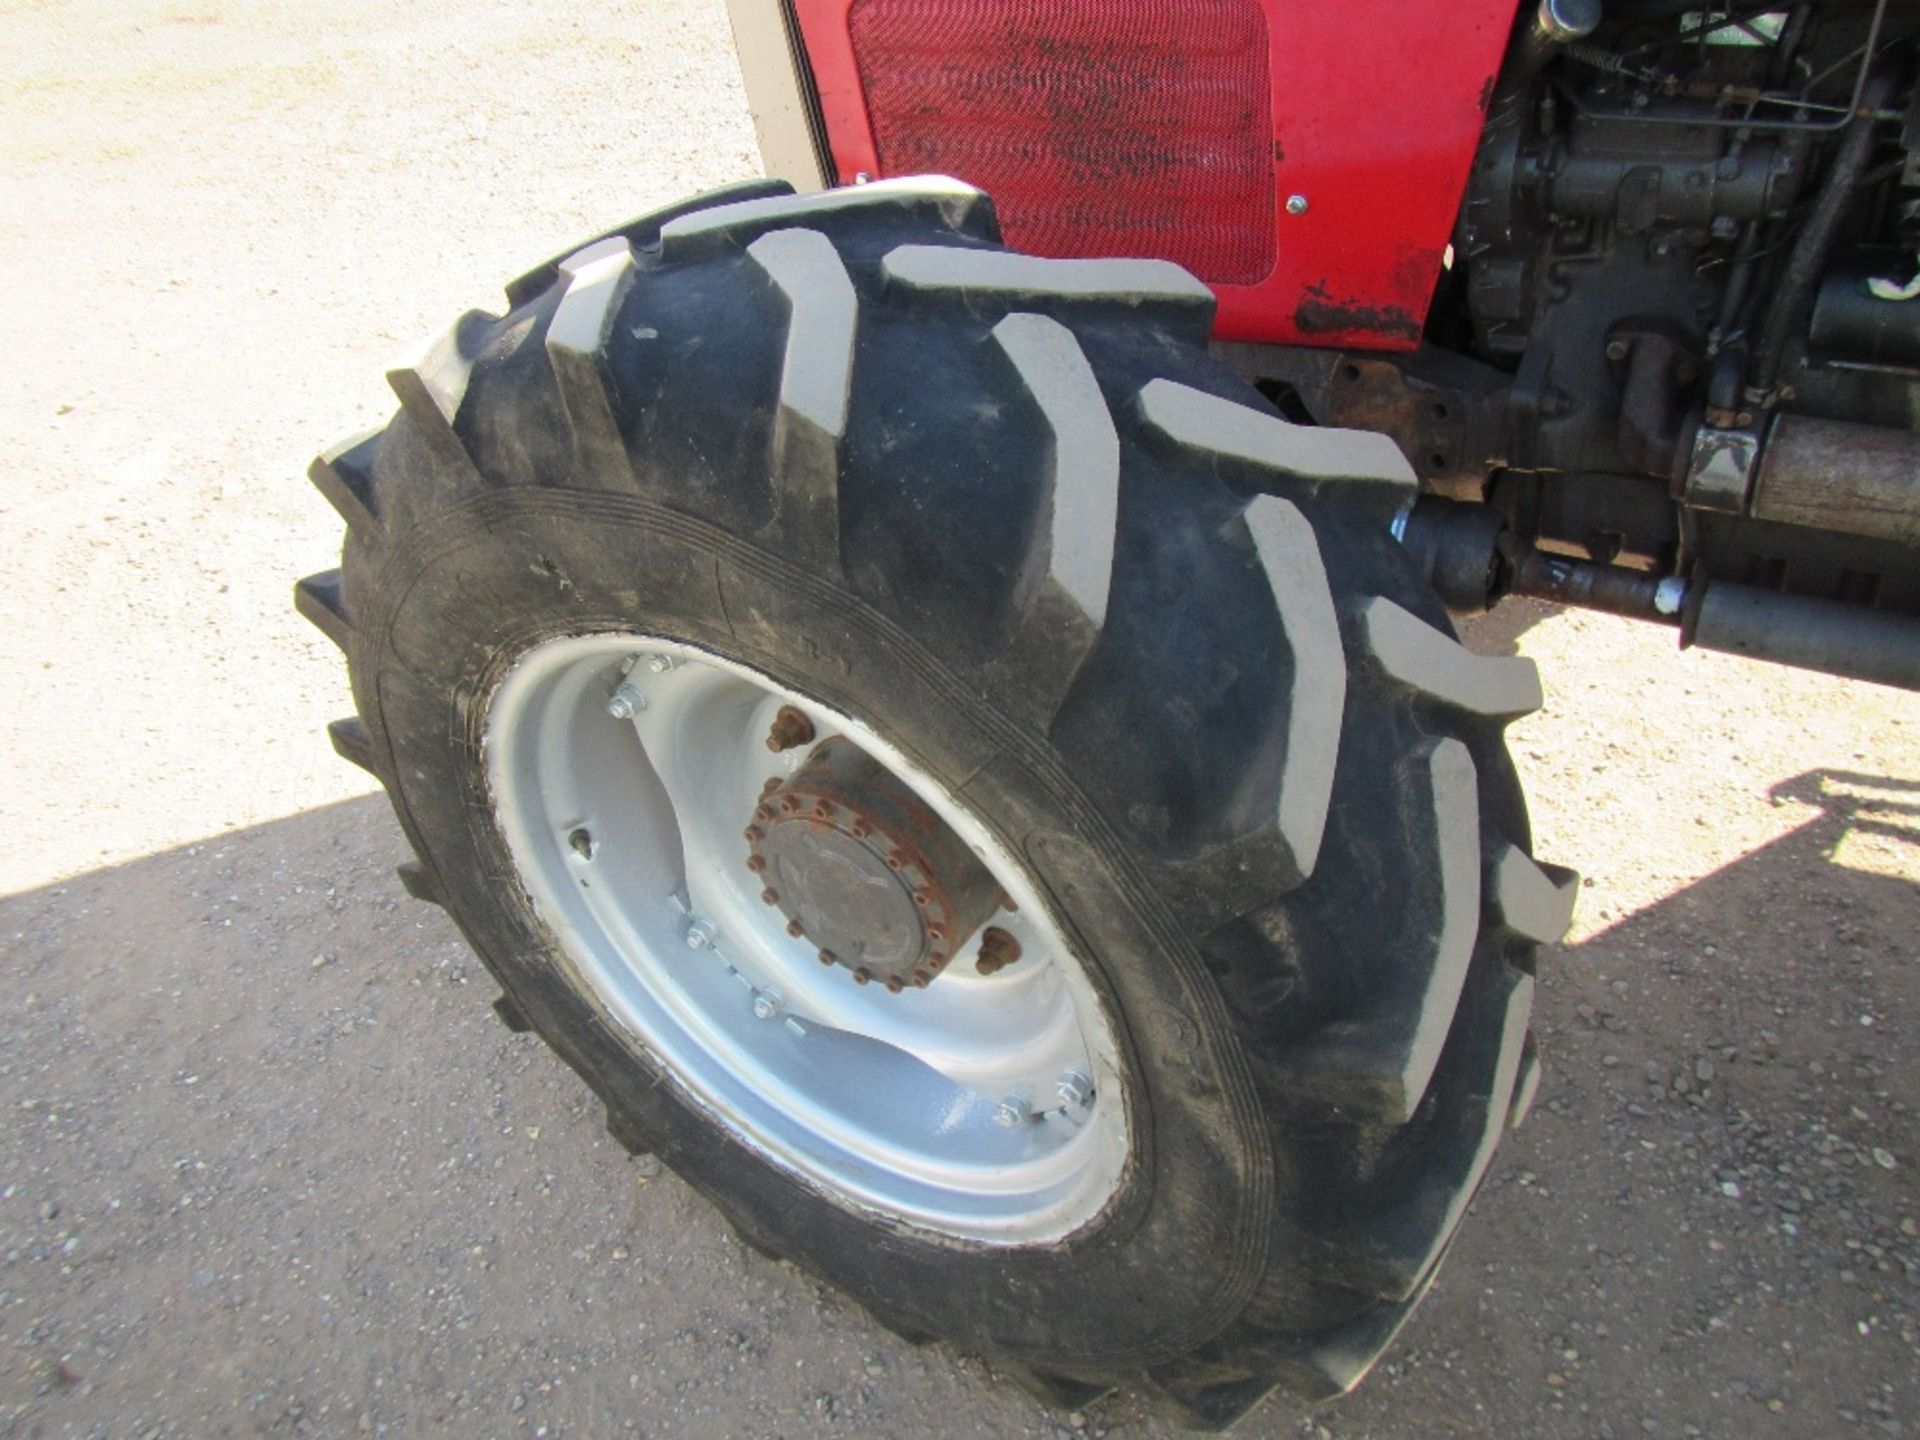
[295,0,1920,1424]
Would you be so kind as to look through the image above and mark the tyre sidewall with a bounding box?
[353,485,1276,1373]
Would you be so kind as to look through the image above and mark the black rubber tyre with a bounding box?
[296,176,1576,1428]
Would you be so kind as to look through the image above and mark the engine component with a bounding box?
[1686,583,1920,689]
[1749,70,1898,403]
[1751,414,1920,546]
[1812,255,1920,372]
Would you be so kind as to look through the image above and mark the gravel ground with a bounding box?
[1,3,1916,1437]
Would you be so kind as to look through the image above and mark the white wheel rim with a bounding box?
[483,633,1129,1243]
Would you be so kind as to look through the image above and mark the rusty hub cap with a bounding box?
[746,737,1001,993]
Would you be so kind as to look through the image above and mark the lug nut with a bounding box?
[852,968,872,985]
[813,799,834,818]
[976,927,1022,977]
[884,977,904,994]
[684,918,717,952]
[817,950,837,966]
[765,705,815,753]
[746,854,767,874]
[786,919,805,939]
[751,989,783,1021]
[760,887,779,906]
[760,777,781,798]
[777,797,797,815]
[606,682,647,719]
[993,1095,1033,1128]
[1056,1069,1094,1110]
[645,654,675,674]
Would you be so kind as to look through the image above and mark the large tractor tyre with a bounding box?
[296,176,1576,1428]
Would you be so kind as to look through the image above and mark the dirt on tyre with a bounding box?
[296,175,1577,1428]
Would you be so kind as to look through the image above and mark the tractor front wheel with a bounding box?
[296,175,1575,1426]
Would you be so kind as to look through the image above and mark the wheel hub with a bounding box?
[745,737,1001,992]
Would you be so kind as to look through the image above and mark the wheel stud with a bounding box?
[765,705,815,753]
[993,1095,1032,1128]
[975,927,1022,976]
[606,682,647,720]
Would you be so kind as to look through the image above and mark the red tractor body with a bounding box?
[792,0,1519,346]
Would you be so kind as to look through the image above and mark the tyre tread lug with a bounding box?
[1359,595,1543,718]
[1278,738,1480,1123]
[1138,376,1416,493]
[746,227,855,566]
[325,716,376,776]
[1487,841,1579,943]
[395,860,443,907]
[307,428,382,532]
[546,241,638,475]
[293,570,351,651]
[658,175,992,260]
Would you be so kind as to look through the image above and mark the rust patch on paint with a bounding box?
[1293,281,1421,343]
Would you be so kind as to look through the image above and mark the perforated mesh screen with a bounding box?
[847,0,1276,286]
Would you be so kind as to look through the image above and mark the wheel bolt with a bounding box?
[786,919,805,939]
[744,825,764,842]
[751,989,783,1021]
[817,950,837,966]
[746,855,767,874]
[607,682,647,719]
[684,918,717,952]
[852,967,872,985]
[1056,1069,1094,1110]
[993,1095,1032,1128]
[645,654,675,674]
[884,977,903,993]
[765,705,815,753]
[760,887,779,906]
[976,927,1022,977]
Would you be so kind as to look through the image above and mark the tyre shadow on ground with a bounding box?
[0,771,1914,1437]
